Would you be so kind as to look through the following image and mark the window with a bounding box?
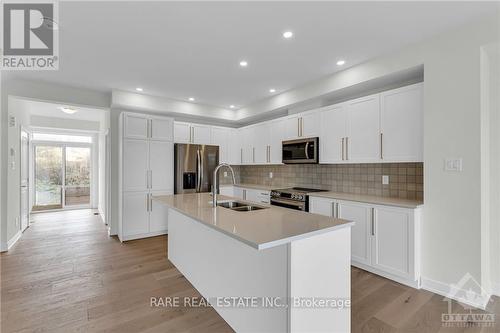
[32,133,92,143]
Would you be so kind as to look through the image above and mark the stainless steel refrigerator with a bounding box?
[174,143,219,194]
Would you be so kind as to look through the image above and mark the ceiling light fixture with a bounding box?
[239,60,248,67]
[188,97,195,101]
[336,60,346,66]
[135,87,143,92]
[269,88,276,93]
[282,31,293,39]
[60,107,78,114]
[229,105,235,109]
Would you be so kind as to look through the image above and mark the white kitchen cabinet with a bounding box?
[122,192,150,237]
[320,104,348,163]
[124,113,149,139]
[229,129,241,165]
[149,190,172,233]
[122,139,149,192]
[337,201,372,266]
[173,122,212,145]
[219,186,235,197]
[150,116,174,141]
[211,127,231,164]
[192,124,212,144]
[283,111,320,140]
[253,123,270,164]
[245,188,271,204]
[240,126,255,164]
[119,112,174,241]
[309,195,421,288]
[371,206,414,280]
[174,122,191,143]
[345,94,381,162]
[269,119,285,164]
[149,141,174,191]
[233,186,245,199]
[380,83,423,162]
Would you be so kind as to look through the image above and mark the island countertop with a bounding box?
[153,193,353,250]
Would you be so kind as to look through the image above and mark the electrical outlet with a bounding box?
[444,158,463,172]
[382,175,389,185]
[269,172,273,179]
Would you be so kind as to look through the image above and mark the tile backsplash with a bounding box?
[222,163,423,200]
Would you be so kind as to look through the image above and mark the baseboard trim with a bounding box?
[6,230,22,251]
[352,261,420,289]
[119,230,168,242]
[422,276,491,310]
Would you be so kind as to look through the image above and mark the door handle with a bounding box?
[150,193,153,212]
[380,133,383,159]
[371,207,375,236]
[196,150,201,192]
[342,138,345,160]
[331,202,335,218]
[300,117,303,137]
[240,148,243,164]
[146,170,149,188]
[146,193,149,212]
[304,142,309,160]
[149,119,152,138]
[297,118,300,137]
[346,137,349,160]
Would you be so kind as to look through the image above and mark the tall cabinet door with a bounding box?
[211,127,229,163]
[371,207,411,279]
[123,139,149,191]
[338,201,372,266]
[253,123,270,164]
[380,83,423,162]
[174,122,191,143]
[122,192,150,237]
[320,105,347,163]
[151,117,174,141]
[150,190,172,232]
[269,119,285,164]
[192,124,211,144]
[301,111,320,138]
[346,94,381,162]
[149,141,174,191]
[124,114,149,139]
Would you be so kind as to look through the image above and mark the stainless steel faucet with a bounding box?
[212,163,236,207]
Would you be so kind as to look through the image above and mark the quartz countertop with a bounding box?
[153,193,353,250]
[308,191,423,209]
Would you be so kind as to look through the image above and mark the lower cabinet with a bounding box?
[121,190,172,241]
[309,196,421,288]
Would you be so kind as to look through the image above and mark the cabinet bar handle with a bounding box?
[331,202,335,218]
[336,202,340,218]
[146,194,149,212]
[341,138,345,160]
[253,147,255,163]
[149,119,152,138]
[297,118,300,137]
[300,117,303,137]
[240,148,243,164]
[371,207,375,236]
[346,137,349,160]
[380,133,383,159]
[150,194,153,212]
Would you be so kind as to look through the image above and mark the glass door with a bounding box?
[64,147,91,207]
[34,146,63,211]
[33,144,92,211]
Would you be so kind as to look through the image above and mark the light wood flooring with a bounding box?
[1,209,498,332]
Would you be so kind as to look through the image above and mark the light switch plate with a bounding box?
[444,158,463,172]
[223,171,227,177]
[382,175,389,185]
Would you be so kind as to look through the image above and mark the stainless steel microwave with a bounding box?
[282,137,319,164]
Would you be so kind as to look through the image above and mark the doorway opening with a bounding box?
[32,132,93,212]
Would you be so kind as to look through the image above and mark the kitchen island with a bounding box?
[154,193,353,332]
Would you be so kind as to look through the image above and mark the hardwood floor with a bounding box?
[1,209,498,332]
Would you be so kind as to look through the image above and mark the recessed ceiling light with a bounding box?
[59,107,77,114]
[239,60,248,67]
[282,31,293,39]
[269,88,276,93]
[336,60,346,66]
[188,97,195,101]
[229,105,235,109]
[135,87,143,92]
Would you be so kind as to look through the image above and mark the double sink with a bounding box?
[217,200,268,212]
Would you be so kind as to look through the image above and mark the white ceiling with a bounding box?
[6,1,496,110]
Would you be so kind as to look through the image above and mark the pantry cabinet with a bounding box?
[119,112,174,241]
[309,195,421,288]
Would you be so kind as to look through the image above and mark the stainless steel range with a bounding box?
[270,187,327,212]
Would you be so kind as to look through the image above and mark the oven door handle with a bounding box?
[270,198,306,209]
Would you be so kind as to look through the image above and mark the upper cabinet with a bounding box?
[380,83,423,162]
[211,126,234,164]
[269,118,285,164]
[124,113,174,142]
[319,83,423,164]
[345,94,381,162]
[284,110,320,140]
[173,121,212,144]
